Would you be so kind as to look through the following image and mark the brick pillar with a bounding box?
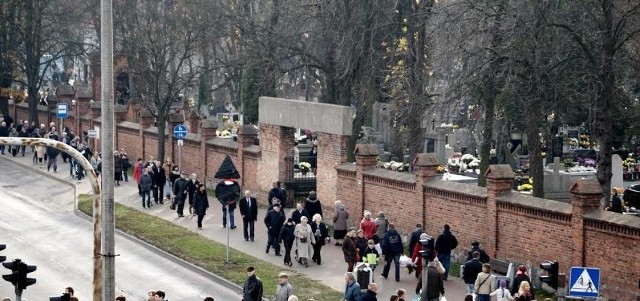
[354,144,379,220]
[569,179,602,267]
[88,101,101,151]
[188,110,200,134]
[413,153,440,229]
[114,105,127,149]
[237,125,258,188]
[485,165,514,258]
[200,119,217,181]
[167,113,185,162]
[138,109,155,160]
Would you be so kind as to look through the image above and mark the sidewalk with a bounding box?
[1,152,470,300]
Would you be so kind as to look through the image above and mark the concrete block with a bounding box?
[258,97,355,135]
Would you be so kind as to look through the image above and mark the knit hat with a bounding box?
[499,279,507,288]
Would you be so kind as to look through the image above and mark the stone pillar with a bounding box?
[413,153,440,228]
[237,125,258,188]
[485,165,514,258]
[354,144,379,220]
[88,101,102,151]
[200,119,217,181]
[569,179,602,267]
[167,113,185,163]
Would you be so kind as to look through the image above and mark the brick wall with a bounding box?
[9,104,640,298]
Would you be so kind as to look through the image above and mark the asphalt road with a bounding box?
[0,165,243,301]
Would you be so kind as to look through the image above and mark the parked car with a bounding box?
[622,185,640,209]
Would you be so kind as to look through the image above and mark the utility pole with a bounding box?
[100,0,116,300]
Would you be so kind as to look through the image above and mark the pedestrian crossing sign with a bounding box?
[569,267,600,298]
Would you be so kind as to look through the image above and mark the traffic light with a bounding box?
[18,261,37,290]
[2,259,37,291]
[539,260,559,289]
[419,237,436,261]
[2,259,20,287]
[0,244,5,263]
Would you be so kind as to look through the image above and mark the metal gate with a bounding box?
[283,155,317,205]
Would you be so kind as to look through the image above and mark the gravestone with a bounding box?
[611,154,623,190]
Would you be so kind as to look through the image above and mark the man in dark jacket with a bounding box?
[463,251,483,294]
[466,241,490,263]
[152,161,166,204]
[435,224,458,280]
[291,203,309,224]
[239,190,258,241]
[242,266,263,301]
[381,223,404,282]
[408,223,424,257]
[139,168,153,208]
[172,172,189,217]
[0,121,7,155]
[264,204,285,256]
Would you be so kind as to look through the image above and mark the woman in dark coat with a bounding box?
[193,184,209,229]
[308,145,318,173]
[114,152,123,186]
[280,218,296,267]
[342,229,359,272]
[187,173,200,216]
[310,213,329,265]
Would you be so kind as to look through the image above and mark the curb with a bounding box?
[0,155,77,202]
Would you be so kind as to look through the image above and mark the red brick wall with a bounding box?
[10,103,640,297]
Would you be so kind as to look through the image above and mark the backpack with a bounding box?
[388,232,401,244]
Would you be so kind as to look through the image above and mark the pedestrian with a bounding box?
[610,188,623,213]
[133,158,143,194]
[8,126,18,156]
[418,261,445,301]
[408,224,424,257]
[343,272,362,301]
[396,289,406,301]
[203,297,214,301]
[280,218,296,266]
[510,265,532,296]
[360,210,377,241]
[275,272,294,301]
[140,167,154,208]
[332,200,349,246]
[239,190,258,241]
[187,173,200,216]
[363,239,380,276]
[466,241,490,263]
[194,183,209,229]
[389,296,398,301]
[46,132,60,172]
[114,151,123,186]
[115,295,126,301]
[463,251,483,294]
[362,283,378,301]
[146,291,155,301]
[304,191,323,218]
[242,266,263,301]
[381,223,404,282]
[154,290,166,301]
[464,295,473,301]
[119,149,130,182]
[434,224,458,280]
[264,203,285,255]
[287,296,298,301]
[490,279,514,301]
[0,121,7,155]
[355,229,368,260]
[474,264,496,301]
[342,228,358,272]
[291,203,309,225]
[411,233,430,280]
[152,160,166,204]
[310,213,329,265]
[374,212,389,244]
[172,172,189,217]
[91,153,102,177]
[169,165,180,202]
[294,216,315,267]
[513,281,533,301]
[268,181,287,207]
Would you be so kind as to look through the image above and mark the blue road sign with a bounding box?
[57,103,68,119]
[569,267,600,298]
[173,124,187,139]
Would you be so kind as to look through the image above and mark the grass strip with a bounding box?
[78,194,342,301]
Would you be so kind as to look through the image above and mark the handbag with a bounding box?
[300,236,307,243]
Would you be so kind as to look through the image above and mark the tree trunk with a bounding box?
[157,113,166,163]
[526,102,544,198]
[596,0,615,206]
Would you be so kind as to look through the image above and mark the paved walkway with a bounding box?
[1,151,470,301]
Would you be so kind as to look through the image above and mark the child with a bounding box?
[363,239,379,281]
[490,279,514,301]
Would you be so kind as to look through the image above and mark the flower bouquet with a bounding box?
[299,162,311,173]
